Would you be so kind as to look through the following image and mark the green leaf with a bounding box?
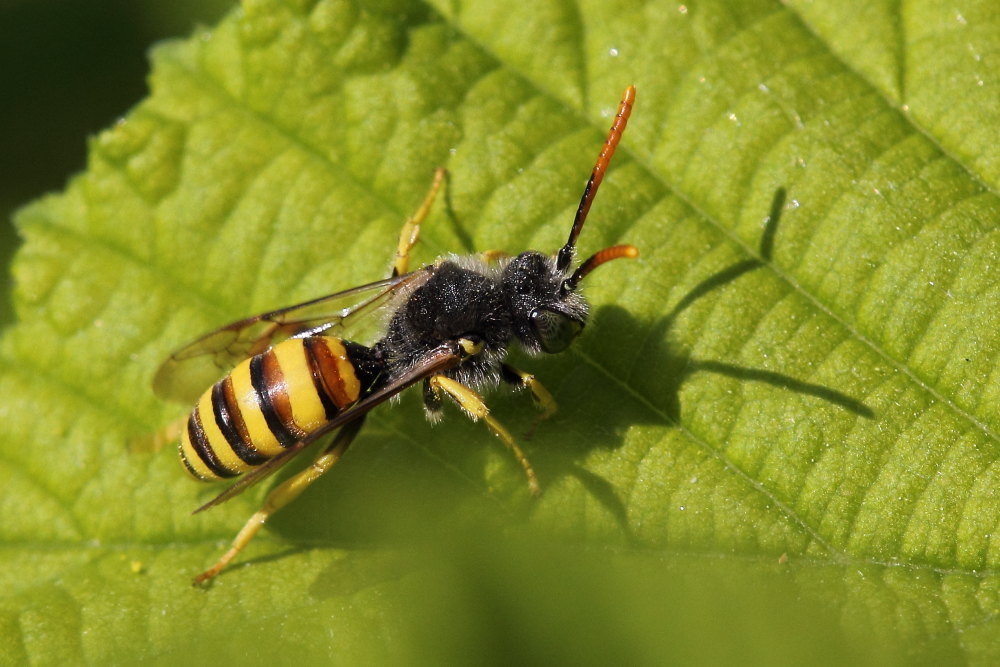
[3,0,1000,662]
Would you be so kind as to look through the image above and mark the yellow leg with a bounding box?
[501,364,558,437]
[193,418,365,585]
[429,375,541,497]
[393,168,446,277]
[502,364,557,419]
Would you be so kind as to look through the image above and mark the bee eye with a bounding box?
[530,308,583,353]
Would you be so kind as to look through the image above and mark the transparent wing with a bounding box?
[154,268,432,403]
[192,342,464,512]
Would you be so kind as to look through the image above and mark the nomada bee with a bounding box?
[154,86,640,584]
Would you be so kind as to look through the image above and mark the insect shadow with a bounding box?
[667,187,872,417]
[534,187,874,539]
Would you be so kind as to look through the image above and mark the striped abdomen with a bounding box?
[179,336,366,481]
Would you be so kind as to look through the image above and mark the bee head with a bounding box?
[503,243,637,354]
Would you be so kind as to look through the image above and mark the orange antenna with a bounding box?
[565,244,639,290]
[557,85,636,272]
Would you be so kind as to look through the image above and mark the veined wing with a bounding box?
[153,268,433,404]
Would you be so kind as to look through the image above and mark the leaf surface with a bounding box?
[3,0,999,661]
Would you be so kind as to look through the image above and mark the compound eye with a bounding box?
[530,308,583,353]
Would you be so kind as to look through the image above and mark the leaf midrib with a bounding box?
[2,533,996,579]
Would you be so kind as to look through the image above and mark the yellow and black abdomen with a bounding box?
[179,336,364,481]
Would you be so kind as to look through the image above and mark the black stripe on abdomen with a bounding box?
[303,337,341,420]
[188,407,238,478]
[211,379,268,465]
[249,352,300,449]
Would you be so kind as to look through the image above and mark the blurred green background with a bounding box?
[0,0,233,326]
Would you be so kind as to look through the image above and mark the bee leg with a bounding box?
[194,416,366,585]
[392,167,446,277]
[428,374,541,497]
[501,364,558,437]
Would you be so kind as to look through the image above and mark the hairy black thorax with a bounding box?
[372,252,588,390]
